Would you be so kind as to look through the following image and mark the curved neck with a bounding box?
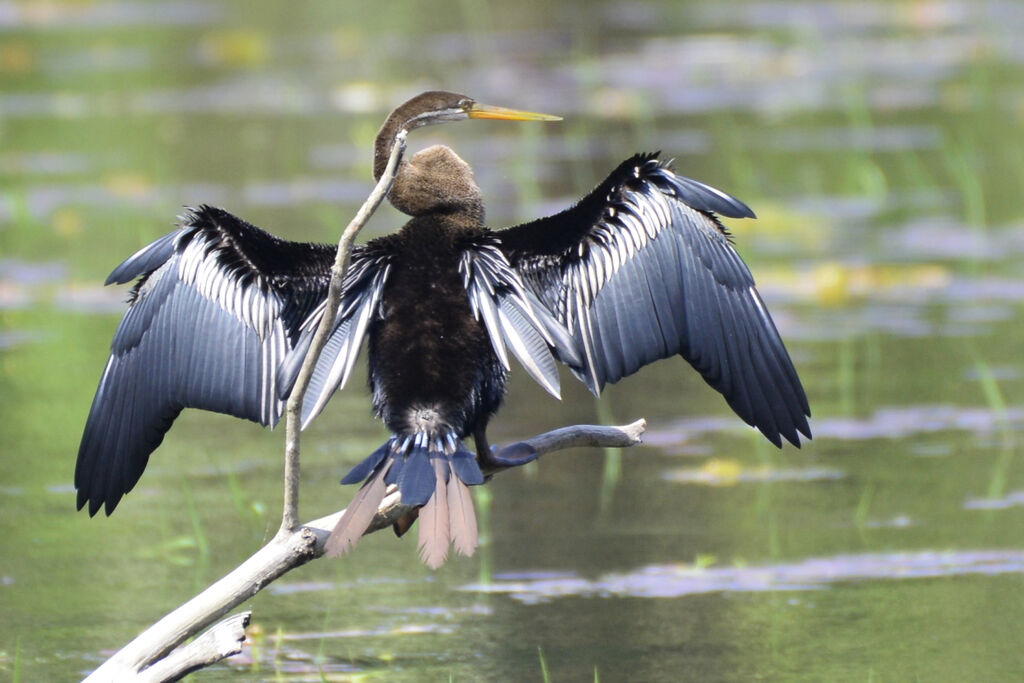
[373,113,406,182]
[374,96,445,181]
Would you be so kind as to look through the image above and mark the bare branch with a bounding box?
[490,418,648,464]
[279,130,409,534]
[134,612,251,683]
[82,420,646,682]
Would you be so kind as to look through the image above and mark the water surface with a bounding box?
[3,1,1024,680]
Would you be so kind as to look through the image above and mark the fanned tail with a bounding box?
[328,429,484,566]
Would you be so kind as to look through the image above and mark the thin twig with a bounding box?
[82,419,646,682]
[279,130,408,535]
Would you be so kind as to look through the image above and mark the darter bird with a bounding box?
[76,91,811,568]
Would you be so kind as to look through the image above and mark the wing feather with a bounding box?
[295,261,390,428]
[459,240,571,400]
[499,154,810,447]
[275,254,392,430]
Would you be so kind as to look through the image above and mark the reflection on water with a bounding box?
[645,402,1024,448]
[3,0,1024,680]
[964,490,1024,510]
[812,404,1024,440]
[663,461,845,485]
[462,550,1024,604]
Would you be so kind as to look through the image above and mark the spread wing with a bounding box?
[498,154,810,447]
[75,206,385,515]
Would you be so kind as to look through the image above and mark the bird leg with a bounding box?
[474,427,538,471]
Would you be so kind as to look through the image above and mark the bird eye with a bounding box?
[457,98,472,109]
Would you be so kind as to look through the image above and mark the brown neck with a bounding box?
[372,90,472,180]
[373,111,406,181]
[373,95,443,180]
[387,145,483,222]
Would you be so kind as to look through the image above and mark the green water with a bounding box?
[4,1,1024,680]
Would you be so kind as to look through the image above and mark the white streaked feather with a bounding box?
[650,190,671,233]
[615,231,631,269]
[599,242,616,287]
[255,290,267,338]
[473,260,496,295]
[265,323,284,424]
[621,211,645,253]
[462,241,579,391]
[576,292,601,393]
[590,246,605,291]
[504,294,556,349]
[234,286,246,330]
[300,299,327,332]
[297,264,389,429]
[495,304,560,399]
[304,317,362,426]
[475,287,510,371]
[177,232,285,334]
[636,188,655,224]
[338,289,377,385]
[259,330,270,422]
[180,240,253,325]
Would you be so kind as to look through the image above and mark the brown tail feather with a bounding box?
[326,460,391,557]
[417,458,451,569]
[447,474,478,558]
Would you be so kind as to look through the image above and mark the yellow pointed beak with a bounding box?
[466,102,562,122]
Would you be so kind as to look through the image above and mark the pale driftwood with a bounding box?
[82,419,646,682]
[134,612,250,683]
[279,129,408,534]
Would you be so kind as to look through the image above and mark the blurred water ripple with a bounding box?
[462,550,1024,604]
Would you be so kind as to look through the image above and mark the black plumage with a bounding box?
[76,91,810,568]
[75,208,336,515]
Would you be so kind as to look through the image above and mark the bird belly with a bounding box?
[368,271,506,438]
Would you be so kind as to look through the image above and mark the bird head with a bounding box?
[374,91,561,180]
[396,90,561,129]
